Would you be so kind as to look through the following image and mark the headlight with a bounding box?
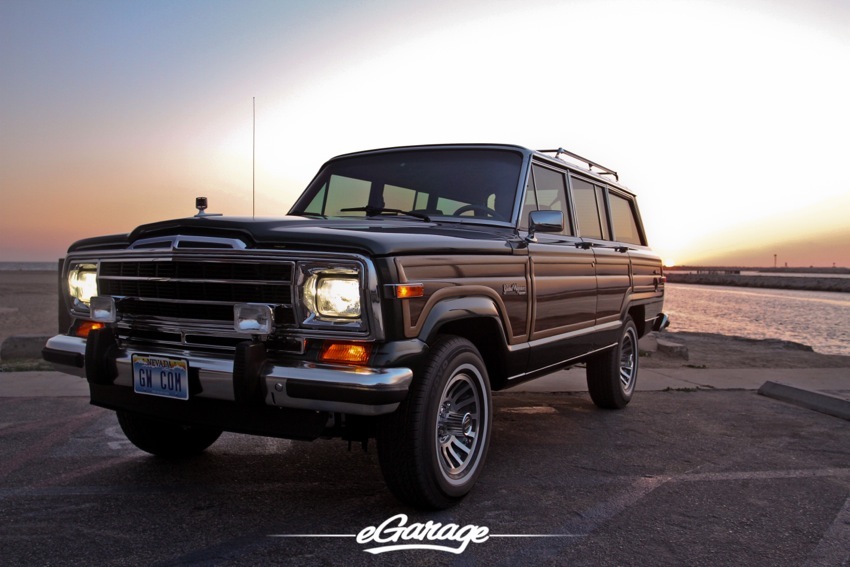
[304,274,361,319]
[68,263,98,309]
[300,264,364,328]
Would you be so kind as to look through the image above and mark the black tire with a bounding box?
[377,336,492,510]
[586,317,639,409]
[117,411,222,457]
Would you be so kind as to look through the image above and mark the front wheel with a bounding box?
[377,336,492,509]
[586,317,639,409]
[117,411,222,457]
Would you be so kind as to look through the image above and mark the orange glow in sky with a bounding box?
[2,0,849,267]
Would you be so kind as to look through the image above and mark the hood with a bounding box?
[69,215,520,256]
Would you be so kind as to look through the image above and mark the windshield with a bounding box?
[290,149,523,223]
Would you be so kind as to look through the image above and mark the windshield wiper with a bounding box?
[339,206,430,222]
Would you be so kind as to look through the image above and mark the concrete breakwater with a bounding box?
[666,272,850,293]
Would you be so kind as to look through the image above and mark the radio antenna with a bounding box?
[252,96,256,219]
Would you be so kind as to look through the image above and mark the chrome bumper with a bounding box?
[43,335,412,416]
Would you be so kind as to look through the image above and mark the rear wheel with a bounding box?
[377,336,492,509]
[117,411,222,457]
[586,317,639,409]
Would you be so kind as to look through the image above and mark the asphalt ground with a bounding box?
[1,372,849,566]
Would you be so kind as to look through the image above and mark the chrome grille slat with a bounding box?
[100,276,285,286]
[100,280,289,303]
[111,296,293,307]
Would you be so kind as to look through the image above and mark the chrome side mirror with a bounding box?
[526,210,564,242]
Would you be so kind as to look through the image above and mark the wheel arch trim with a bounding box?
[417,295,507,345]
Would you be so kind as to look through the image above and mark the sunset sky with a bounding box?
[2,0,849,267]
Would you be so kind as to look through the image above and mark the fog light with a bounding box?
[90,296,117,323]
[234,303,274,334]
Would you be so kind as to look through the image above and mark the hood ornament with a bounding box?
[194,196,222,218]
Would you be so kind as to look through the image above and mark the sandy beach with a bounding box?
[1,270,849,369]
[0,270,59,347]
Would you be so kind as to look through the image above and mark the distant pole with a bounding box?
[252,97,256,219]
[773,254,777,269]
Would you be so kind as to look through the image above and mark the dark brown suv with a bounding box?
[44,144,667,509]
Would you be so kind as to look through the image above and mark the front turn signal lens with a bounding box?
[387,283,425,299]
[319,341,372,365]
[72,320,105,338]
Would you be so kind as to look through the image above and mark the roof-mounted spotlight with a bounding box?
[195,196,222,218]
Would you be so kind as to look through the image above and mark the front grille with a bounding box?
[100,261,290,280]
[99,257,295,351]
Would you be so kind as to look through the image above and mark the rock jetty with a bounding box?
[666,272,850,293]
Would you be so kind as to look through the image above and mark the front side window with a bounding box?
[291,149,523,223]
[526,164,572,235]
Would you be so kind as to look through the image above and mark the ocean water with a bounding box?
[664,283,850,356]
[0,262,59,271]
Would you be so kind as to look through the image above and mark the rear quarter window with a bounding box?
[609,192,644,245]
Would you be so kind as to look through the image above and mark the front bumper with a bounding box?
[43,332,413,419]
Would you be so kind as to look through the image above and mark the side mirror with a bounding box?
[527,210,564,241]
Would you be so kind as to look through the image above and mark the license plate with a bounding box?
[132,355,189,401]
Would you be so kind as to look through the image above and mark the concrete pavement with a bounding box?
[512,365,850,421]
[3,366,848,396]
[2,372,849,565]
[511,366,850,399]
[0,370,90,397]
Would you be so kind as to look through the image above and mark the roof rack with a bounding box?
[538,148,619,181]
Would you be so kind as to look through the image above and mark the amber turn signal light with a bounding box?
[72,320,106,338]
[389,283,424,299]
[319,341,373,365]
